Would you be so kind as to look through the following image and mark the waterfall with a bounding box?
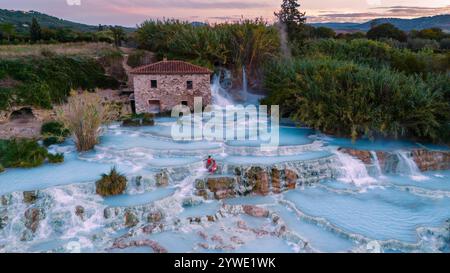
[370,151,383,177]
[211,74,234,107]
[396,151,428,181]
[242,66,248,101]
[334,151,376,186]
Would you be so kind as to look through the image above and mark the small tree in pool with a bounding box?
[96,167,127,197]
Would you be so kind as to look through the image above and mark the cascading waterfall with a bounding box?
[334,151,376,186]
[370,151,383,177]
[1,89,449,253]
[242,66,248,101]
[396,151,428,181]
[211,74,234,107]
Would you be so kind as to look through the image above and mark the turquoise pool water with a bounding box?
[0,117,449,253]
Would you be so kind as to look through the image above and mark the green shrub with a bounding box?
[262,58,450,142]
[0,139,48,168]
[302,38,448,75]
[0,56,119,110]
[135,19,280,80]
[95,167,127,197]
[440,38,450,50]
[0,163,4,173]
[42,136,60,147]
[41,121,70,146]
[41,121,70,136]
[141,117,155,126]
[121,113,155,127]
[127,50,146,68]
[122,118,141,127]
[40,48,56,57]
[47,153,64,164]
[407,38,439,51]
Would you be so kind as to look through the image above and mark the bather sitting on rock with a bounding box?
[205,155,217,174]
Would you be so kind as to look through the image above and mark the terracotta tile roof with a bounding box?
[130,60,212,75]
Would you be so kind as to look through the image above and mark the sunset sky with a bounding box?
[1,0,449,26]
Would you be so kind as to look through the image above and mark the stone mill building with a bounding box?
[130,59,212,113]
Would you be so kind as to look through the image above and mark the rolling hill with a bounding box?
[310,14,450,33]
[0,9,135,33]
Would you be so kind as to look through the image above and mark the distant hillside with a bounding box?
[0,9,135,33]
[311,14,450,33]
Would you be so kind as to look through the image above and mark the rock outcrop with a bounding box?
[24,207,41,233]
[195,166,303,200]
[155,171,169,187]
[124,210,139,227]
[338,148,372,164]
[412,149,450,171]
[23,191,38,204]
[242,205,269,218]
[75,206,85,220]
[111,238,168,253]
[339,147,450,173]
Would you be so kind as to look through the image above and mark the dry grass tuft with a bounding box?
[56,91,119,152]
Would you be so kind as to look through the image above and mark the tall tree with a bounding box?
[110,26,125,47]
[274,0,307,42]
[30,18,42,43]
[367,23,407,42]
[0,23,15,42]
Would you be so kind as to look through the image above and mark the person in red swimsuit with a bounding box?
[205,156,217,174]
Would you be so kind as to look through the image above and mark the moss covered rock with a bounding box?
[124,210,138,227]
[155,172,169,187]
[23,191,38,204]
[95,167,127,197]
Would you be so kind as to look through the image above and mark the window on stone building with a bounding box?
[151,80,157,88]
[187,80,193,90]
[181,101,188,106]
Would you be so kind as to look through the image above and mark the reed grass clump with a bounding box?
[95,167,127,197]
[57,91,119,152]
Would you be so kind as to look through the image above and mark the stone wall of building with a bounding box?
[133,74,211,113]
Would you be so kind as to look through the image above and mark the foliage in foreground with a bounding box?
[47,153,64,164]
[0,139,66,168]
[0,139,47,168]
[262,58,450,143]
[95,167,127,197]
[57,91,119,152]
[122,113,155,127]
[41,121,71,146]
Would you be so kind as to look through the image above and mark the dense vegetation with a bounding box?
[301,39,449,75]
[0,9,132,45]
[0,1,449,147]
[0,139,64,168]
[135,18,280,81]
[41,121,71,147]
[261,0,450,144]
[0,55,119,110]
[262,58,449,142]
